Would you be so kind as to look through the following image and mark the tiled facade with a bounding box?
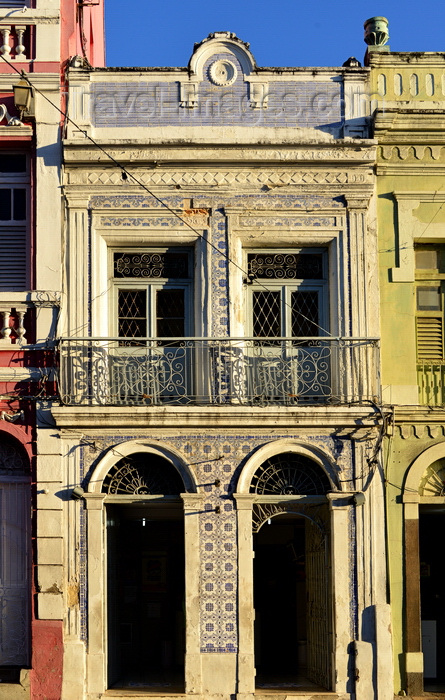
[52,30,393,700]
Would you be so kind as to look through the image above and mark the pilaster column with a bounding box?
[403,495,423,696]
[84,493,106,695]
[354,438,394,700]
[344,195,374,339]
[181,493,205,694]
[234,494,255,698]
[61,439,86,700]
[327,493,353,694]
[391,195,419,283]
[64,196,90,336]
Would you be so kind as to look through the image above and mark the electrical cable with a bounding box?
[0,54,332,337]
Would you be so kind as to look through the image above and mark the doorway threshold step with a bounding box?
[254,694,338,700]
[104,694,187,699]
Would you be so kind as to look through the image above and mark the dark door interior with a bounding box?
[107,503,185,689]
[253,516,307,684]
[420,509,445,690]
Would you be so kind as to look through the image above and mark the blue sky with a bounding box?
[105,0,445,69]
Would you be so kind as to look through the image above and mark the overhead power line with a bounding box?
[0,55,333,336]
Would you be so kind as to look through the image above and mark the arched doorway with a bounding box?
[0,436,31,680]
[103,451,187,691]
[250,452,332,691]
[403,443,445,695]
[418,458,445,691]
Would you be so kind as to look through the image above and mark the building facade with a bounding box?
[53,31,392,700]
[371,45,445,696]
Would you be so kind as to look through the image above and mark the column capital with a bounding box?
[233,493,255,510]
[344,195,371,210]
[402,492,420,504]
[83,493,106,509]
[181,492,205,510]
[326,491,354,510]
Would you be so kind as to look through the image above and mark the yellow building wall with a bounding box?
[371,49,445,695]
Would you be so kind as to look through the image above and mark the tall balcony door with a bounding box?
[111,249,193,404]
[246,250,329,402]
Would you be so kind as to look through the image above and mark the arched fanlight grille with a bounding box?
[249,452,331,495]
[102,452,185,495]
[0,438,29,476]
[419,458,445,496]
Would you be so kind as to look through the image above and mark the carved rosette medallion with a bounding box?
[209,59,237,86]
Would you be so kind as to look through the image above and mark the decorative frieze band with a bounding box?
[89,193,345,212]
[90,195,187,209]
[239,215,337,227]
[101,214,209,228]
[73,169,371,188]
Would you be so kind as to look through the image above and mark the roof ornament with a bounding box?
[364,16,389,47]
[364,16,390,65]
[342,57,362,67]
[181,31,260,109]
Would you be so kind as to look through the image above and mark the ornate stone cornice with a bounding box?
[63,143,377,165]
[51,405,381,430]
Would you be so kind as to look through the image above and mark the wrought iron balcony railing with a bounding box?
[58,337,380,407]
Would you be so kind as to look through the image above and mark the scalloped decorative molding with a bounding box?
[379,145,445,163]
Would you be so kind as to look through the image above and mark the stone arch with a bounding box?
[86,439,197,494]
[404,441,445,496]
[236,438,339,494]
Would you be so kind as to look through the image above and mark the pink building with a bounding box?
[0,2,103,698]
